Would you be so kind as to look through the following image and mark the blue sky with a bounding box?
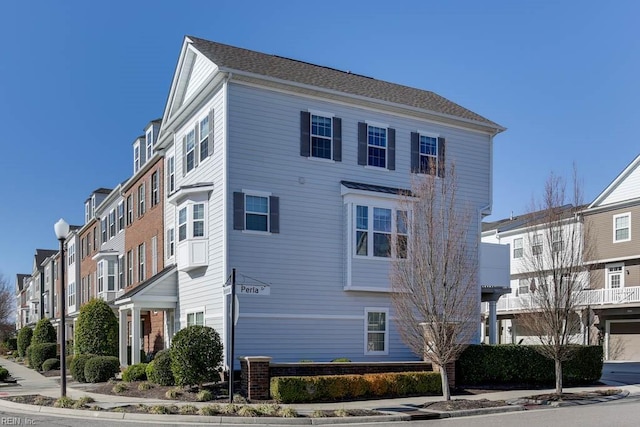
[1,1,639,284]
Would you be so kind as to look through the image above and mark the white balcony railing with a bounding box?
[487,286,640,314]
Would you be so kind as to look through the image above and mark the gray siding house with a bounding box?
[149,36,503,368]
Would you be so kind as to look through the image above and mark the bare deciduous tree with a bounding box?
[0,274,16,340]
[391,165,479,400]
[516,168,591,394]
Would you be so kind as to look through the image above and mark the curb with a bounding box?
[507,390,630,407]
[0,398,411,425]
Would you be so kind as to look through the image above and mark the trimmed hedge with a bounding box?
[0,367,8,381]
[42,358,60,372]
[122,363,148,382]
[270,371,441,403]
[70,354,96,383]
[170,326,223,387]
[75,298,118,357]
[17,327,32,358]
[32,318,57,345]
[456,345,603,386]
[146,349,174,386]
[84,356,120,383]
[28,343,57,371]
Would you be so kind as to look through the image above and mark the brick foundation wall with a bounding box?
[240,356,271,401]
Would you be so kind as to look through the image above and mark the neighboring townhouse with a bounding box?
[15,274,29,330]
[144,36,505,369]
[116,119,172,364]
[481,205,589,345]
[583,154,640,360]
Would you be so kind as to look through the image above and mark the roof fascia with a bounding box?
[589,154,640,208]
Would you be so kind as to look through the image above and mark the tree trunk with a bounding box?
[439,365,451,400]
[555,358,563,394]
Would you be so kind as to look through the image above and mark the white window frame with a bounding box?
[97,261,104,294]
[133,142,141,173]
[354,204,406,259]
[532,233,543,256]
[366,122,388,169]
[177,202,207,240]
[167,156,175,195]
[126,195,134,225]
[117,201,125,232]
[613,213,631,243]
[186,308,205,327]
[185,129,196,173]
[364,308,389,355]
[513,238,523,259]
[167,228,175,258]
[68,282,75,308]
[138,243,145,283]
[151,171,159,207]
[417,130,439,174]
[126,250,133,287]
[118,256,124,290]
[108,209,116,238]
[199,115,210,162]
[606,263,624,289]
[310,111,333,160]
[146,128,153,161]
[138,183,146,217]
[244,191,271,233]
[68,244,75,265]
[107,259,116,292]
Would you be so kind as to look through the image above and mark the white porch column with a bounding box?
[119,308,128,367]
[488,300,498,344]
[131,307,141,364]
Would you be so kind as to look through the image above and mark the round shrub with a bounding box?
[17,327,32,358]
[32,318,57,345]
[28,343,57,371]
[0,367,8,381]
[84,356,120,383]
[146,349,174,386]
[170,326,223,387]
[70,354,96,383]
[122,363,148,382]
[6,338,17,351]
[42,358,60,372]
[75,298,118,357]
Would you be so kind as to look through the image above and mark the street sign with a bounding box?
[237,284,270,296]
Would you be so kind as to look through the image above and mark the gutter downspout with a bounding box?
[222,71,232,372]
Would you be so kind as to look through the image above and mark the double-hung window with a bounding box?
[299,111,341,161]
[134,145,141,173]
[311,114,332,159]
[68,282,75,308]
[177,203,206,241]
[193,204,204,237]
[126,250,133,286]
[137,183,145,217]
[167,156,175,194]
[118,256,124,290]
[97,261,104,294]
[151,171,159,207]
[187,311,204,326]
[167,228,175,258]
[199,116,210,161]
[552,230,563,253]
[126,195,133,225]
[117,202,124,231]
[108,209,116,238]
[107,260,116,291]
[532,234,543,256]
[185,129,196,173]
[365,309,388,355]
[138,243,145,282]
[518,278,529,295]
[146,129,153,160]
[178,207,187,241]
[233,191,279,233]
[513,238,523,258]
[101,218,107,244]
[68,244,75,265]
[355,205,406,258]
[358,122,395,170]
[411,132,445,177]
[614,213,630,242]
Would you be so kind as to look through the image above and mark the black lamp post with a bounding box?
[54,218,69,398]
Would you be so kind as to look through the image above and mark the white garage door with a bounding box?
[609,321,640,361]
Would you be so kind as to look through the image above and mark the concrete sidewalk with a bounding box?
[0,356,635,423]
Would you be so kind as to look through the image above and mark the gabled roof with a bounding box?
[482,204,583,234]
[34,249,58,269]
[589,153,640,209]
[184,36,503,131]
[16,274,29,293]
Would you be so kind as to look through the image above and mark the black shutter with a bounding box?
[387,128,395,170]
[332,117,342,162]
[233,192,245,230]
[194,125,200,167]
[438,137,446,178]
[269,196,279,234]
[410,132,420,173]
[300,111,310,157]
[208,108,215,155]
[357,122,367,165]
[182,136,187,176]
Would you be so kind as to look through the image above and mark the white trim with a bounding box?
[417,129,440,138]
[185,306,206,326]
[308,109,334,118]
[239,313,363,320]
[613,212,631,243]
[241,189,272,197]
[307,156,335,164]
[605,262,625,289]
[364,307,389,356]
[344,286,391,293]
[365,119,389,129]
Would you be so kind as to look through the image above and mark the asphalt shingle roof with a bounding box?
[187,36,503,130]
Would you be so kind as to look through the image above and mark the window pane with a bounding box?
[311,115,331,137]
[420,135,437,156]
[179,208,187,224]
[356,231,368,256]
[356,206,368,230]
[368,146,386,168]
[246,214,268,231]
[193,221,204,237]
[397,211,407,234]
[246,196,268,214]
[373,208,391,232]
[200,116,209,136]
[368,126,386,147]
[367,333,385,352]
[193,204,204,220]
[374,233,391,257]
[311,136,331,159]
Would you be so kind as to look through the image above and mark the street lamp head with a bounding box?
[54,218,69,240]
